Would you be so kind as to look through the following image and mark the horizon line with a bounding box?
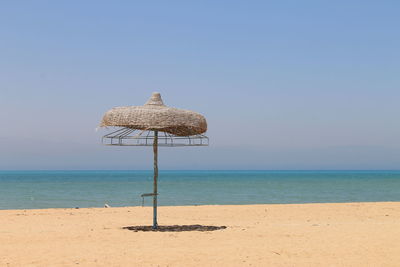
[1,169,400,172]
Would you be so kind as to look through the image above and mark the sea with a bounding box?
[0,170,400,210]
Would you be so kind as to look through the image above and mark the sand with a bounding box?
[1,202,400,267]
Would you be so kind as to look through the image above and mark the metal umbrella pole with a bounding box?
[152,130,158,229]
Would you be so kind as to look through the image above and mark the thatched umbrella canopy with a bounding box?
[100,92,208,229]
[100,92,207,136]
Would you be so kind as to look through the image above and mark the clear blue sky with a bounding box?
[0,1,399,170]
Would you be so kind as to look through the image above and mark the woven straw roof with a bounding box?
[100,92,207,136]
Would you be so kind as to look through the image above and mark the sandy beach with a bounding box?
[1,202,399,267]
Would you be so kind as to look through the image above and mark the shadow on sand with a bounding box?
[123,225,227,232]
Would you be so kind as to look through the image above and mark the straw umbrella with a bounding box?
[100,92,208,229]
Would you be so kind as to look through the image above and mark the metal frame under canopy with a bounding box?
[102,127,209,147]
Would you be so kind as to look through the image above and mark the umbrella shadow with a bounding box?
[123,224,227,232]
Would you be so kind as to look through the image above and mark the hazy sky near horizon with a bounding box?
[1,1,399,170]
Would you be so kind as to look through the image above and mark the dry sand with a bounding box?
[1,202,400,267]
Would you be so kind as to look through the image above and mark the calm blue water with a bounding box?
[0,170,400,209]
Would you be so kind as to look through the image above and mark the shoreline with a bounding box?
[1,200,399,211]
[1,202,400,266]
